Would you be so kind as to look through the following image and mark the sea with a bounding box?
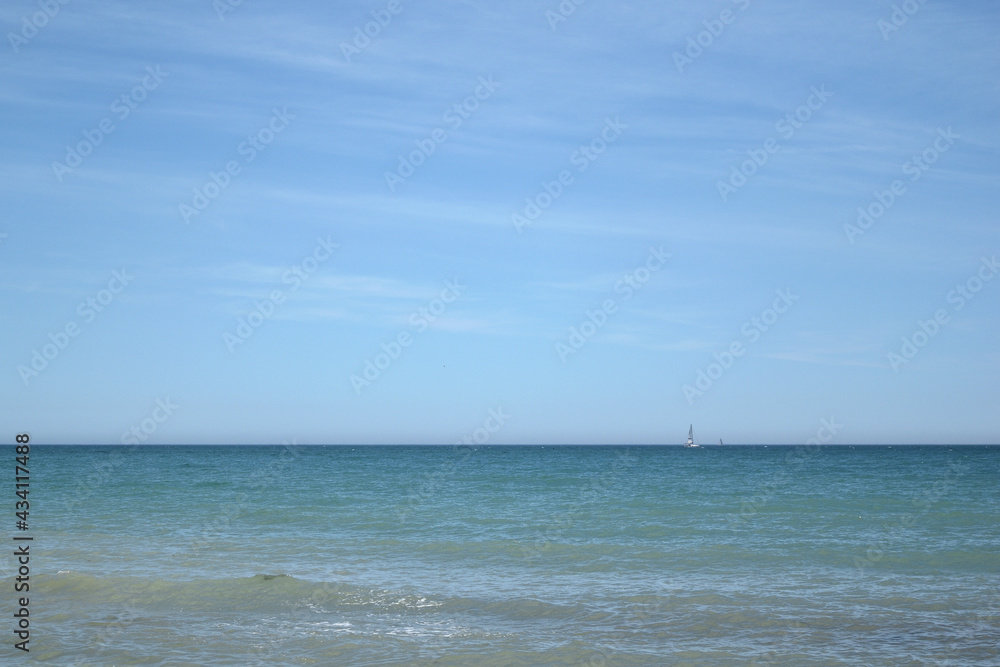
[11,444,1000,665]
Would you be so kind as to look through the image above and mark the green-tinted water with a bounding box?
[12,445,1000,665]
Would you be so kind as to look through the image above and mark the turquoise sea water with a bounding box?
[11,445,1000,665]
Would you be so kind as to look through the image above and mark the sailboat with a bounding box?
[719,439,724,446]
[684,425,700,448]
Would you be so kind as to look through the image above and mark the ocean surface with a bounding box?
[11,445,1000,665]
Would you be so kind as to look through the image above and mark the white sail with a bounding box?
[684,425,699,447]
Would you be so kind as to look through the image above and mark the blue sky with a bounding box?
[1,0,998,444]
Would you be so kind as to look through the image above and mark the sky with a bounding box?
[1,0,998,445]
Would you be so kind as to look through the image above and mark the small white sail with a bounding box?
[684,425,700,447]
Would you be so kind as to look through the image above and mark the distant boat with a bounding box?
[684,425,700,448]
[719,439,724,446]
